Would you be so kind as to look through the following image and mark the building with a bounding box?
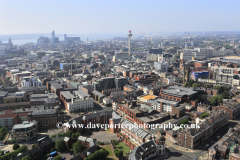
[30,93,59,107]
[208,123,240,160]
[51,30,55,43]
[63,111,112,132]
[178,110,229,149]
[149,98,185,118]
[158,54,173,65]
[154,61,168,72]
[64,34,80,42]
[9,121,38,142]
[149,48,162,54]
[159,85,199,107]
[212,99,240,120]
[180,49,206,61]
[0,110,28,129]
[37,36,50,45]
[21,76,43,87]
[92,77,115,91]
[27,106,63,130]
[60,90,93,112]
[129,133,166,160]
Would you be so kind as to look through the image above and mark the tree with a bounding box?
[53,155,62,160]
[21,155,32,160]
[180,119,189,125]
[55,139,66,152]
[71,132,80,139]
[210,95,223,106]
[13,143,20,150]
[218,86,225,94]
[51,148,55,152]
[192,83,199,88]
[114,149,123,157]
[51,135,57,138]
[201,112,210,119]
[73,141,85,154]
[111,139,118,146]
[65,130,72,137]
[221,90,229,99]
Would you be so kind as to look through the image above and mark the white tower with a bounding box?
[128,30,133,56]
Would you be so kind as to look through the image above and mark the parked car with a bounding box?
[62,156,66,159]
[205,144,209,147]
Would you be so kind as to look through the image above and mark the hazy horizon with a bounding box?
[1,0,240,35]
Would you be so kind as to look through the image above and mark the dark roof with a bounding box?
[70,154,83,160]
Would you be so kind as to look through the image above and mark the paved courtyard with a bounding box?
[90,131,119,144]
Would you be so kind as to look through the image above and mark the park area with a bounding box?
[115,142,131,156]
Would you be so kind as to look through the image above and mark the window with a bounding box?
[170,97,172,100]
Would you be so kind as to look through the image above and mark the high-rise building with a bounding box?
[52,30,55,43]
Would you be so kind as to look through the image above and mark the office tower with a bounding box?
[52,30,55,43]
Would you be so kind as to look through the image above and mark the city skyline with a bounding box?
[0,0,240,35]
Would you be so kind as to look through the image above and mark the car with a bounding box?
[62,156,66,159]
[205,144,209,147]
[217,136,220,138]
[70,152,73,155]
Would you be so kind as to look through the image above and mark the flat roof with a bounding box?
[210,56,240,60]
[139,95,157,100]
[61,91,75,99]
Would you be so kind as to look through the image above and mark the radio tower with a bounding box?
[128,30,133,56]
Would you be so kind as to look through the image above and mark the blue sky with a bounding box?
[0,0,239,35]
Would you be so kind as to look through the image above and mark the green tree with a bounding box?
[73,141,85,154]
[111,139,118,146]
[51,135,57,138]
[210,95,223,106]
[201,112,210,119]
[114,149,123,157]
[192,83,199,87]
[180,119,189,125]
[53,155,62,160]
[65,130,72,137]
[55,139,66,152]
[21,155,32,160]
[218,86,225,94]
[221,90,229,99]
[51,148,55,152]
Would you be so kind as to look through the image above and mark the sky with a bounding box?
[0,0,240,35]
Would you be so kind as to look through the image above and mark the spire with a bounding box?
[8,38,13,48]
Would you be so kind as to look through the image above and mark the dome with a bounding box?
[155,134,165,142]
